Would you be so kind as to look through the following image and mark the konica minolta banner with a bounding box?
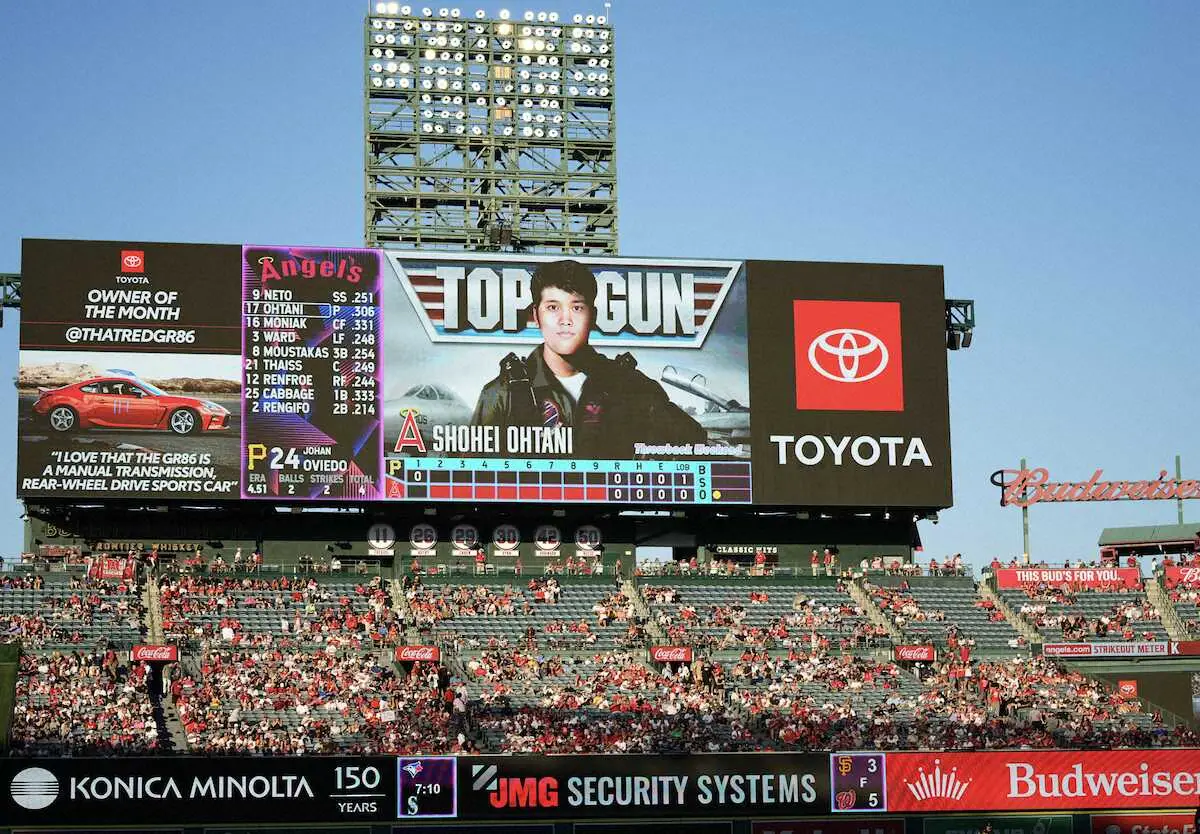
[18,239,952,510]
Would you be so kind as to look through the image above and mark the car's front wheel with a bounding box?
[47,405,78,433]
[168,408,199,435]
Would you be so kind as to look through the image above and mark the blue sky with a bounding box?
[1,1,1197,567]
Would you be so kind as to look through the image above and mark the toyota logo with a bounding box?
[808,328,889,383]
[122,253,143,269]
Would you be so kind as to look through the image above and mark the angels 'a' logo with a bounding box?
[387,252,742,348]
[394,408,426,453]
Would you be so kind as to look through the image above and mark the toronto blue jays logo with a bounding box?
[402,761,424,778]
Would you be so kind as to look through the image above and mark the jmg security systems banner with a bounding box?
[17,239,952,509]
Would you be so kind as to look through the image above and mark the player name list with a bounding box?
[240,251,384,500]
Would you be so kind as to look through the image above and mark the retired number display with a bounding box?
[240,247,384,500]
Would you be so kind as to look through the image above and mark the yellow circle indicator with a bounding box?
[712,490,722,500]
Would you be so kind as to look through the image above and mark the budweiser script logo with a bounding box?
[1167,566,1200,585]
[992,467,1200,508]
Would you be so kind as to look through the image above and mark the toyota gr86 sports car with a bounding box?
[32,376,230,435]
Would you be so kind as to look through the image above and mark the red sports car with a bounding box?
[33,376,230,435]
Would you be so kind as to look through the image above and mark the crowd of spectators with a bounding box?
[644,586,882,651]
[865,580,946,629]
[159,573,400,649]
[11,649,165,755]
[1009,585,1163,640]
[759,655,1197,751]
[2,574,143,649]
[404,578,567,628]
[7,556,1200,757]
[174,652,471,755]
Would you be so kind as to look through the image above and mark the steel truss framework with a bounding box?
[364,7,618,254]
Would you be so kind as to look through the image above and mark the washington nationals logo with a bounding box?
[807,328,889,383]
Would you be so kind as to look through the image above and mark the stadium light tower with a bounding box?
[364,4,618,255]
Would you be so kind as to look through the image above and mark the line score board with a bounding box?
[383,459,752,504]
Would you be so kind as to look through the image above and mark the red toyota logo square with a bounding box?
[793,299,904,411]
[120,250,145,273]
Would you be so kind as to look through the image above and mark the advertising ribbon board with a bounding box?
[993,568,1141,590]
[885,750,1200,812]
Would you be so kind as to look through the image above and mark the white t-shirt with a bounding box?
[557,371,587,403]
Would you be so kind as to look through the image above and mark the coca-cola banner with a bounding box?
[1043,642,1200,658]
[395,645,441,663]
[1091,812,1197,834]
[994,567,1141,590]
[893,645,936,663]
[886,749,1200,812]
[1162,566,1200,589]
[650,646,693,663]
[130,644,179,662]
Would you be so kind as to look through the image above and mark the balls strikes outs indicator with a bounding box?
[398,757,457,818]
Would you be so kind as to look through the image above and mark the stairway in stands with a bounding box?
[143,572,188,751]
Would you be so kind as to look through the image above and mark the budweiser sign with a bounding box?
[995,567,1141,590]
[887,750,1200,811]
[1162,566,1200,589]
[130,644,178,662]
[993,467,1200,508]
[650,646,693,663]
[395,645,440,663]
[894,644,936,662]
[1091,813,1197,834]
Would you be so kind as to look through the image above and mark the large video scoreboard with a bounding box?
[3,749,1197,829]
[17,240,953,510]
